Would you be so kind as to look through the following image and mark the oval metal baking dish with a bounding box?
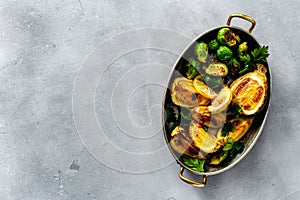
[162,14,271,187]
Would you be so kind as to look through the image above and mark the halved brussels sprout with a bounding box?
[235,34,241,44]
[217,28,237,47]
[216,117,254,143]
[204,75,223,89]
[195,42,208,63]
[206,62,228,77]
[228,117,254,141]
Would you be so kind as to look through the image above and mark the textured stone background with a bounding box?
[1,0,300,199]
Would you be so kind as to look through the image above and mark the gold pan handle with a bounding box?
[226,13,256,33]
[178,166,207,187]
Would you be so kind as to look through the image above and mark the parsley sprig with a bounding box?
[221,122,234,137]
[239,46,269,74]
[223,138,244,157]
[180,156,205,172]
[251,46,269,63]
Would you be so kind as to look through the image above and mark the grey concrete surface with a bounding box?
[1,0,300,199]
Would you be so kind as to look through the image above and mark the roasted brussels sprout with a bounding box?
[206,63,228,77]
[208,39,219,51]
[186,58,200,79]
[238,42,248,56]
[195,42,208,63]
[204,75,223,88]
[217,28,237,47]
[217,46,233,61]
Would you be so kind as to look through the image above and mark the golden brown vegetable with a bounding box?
[228,117,253,141]
[208,85,233,113]
[170,126,206,159]
[230,67,268,115]
[190,106,226,128]
[209,151,228,165]
[189,121,222,153]
[217,117,254,142]
[171,77,210,108]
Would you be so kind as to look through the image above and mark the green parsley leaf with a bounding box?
[180,157,205,172]
[223,138,234,151]
[223,138,244,158]
[226,103,242,120]
[233,141,244,153]
[239,64,255,75]
[239,54,251,65]
[233,103,242,119]
[251,46,269,63]
[179,109,192,129]
[223,138,245,158]
[221,122,235,137]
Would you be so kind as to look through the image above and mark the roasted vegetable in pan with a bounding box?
[170,126,206,159]
[217,117,254,142]
[193,75,217,99]
[189,121,222,154]
[209,151,228,165]
[167,27,269,172]
[230,66,268,115]
[195,42,208,63]
[228,58,241,78]
[216,46,233,61]
[203,75,223,89]
[186,58,200,79]
[190,106,226,128]
[171,77,210,108]
[206,63,228,77]
[208,39,219,52]
[217,28,237,47]
[208,85,233,113]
